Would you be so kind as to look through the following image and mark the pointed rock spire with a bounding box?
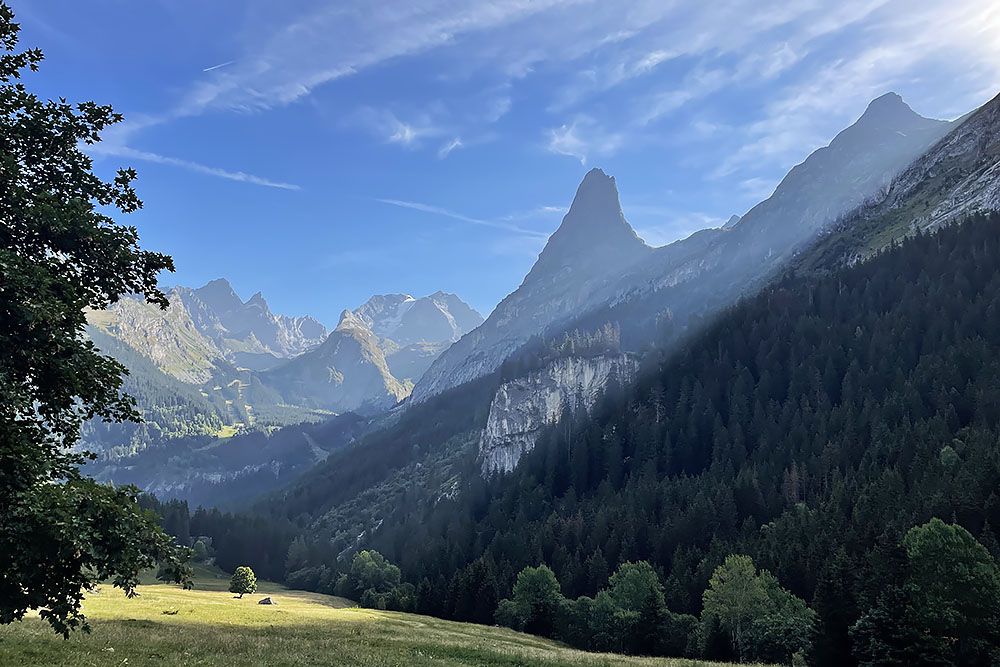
[526,168,649,282]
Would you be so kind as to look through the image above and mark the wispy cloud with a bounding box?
[90,144,301,191]
[376,198,549,238]
[437,137,464,158]
[500,205,566,221]
[202,60,235,73]
[546,116,623,164]
[352,107,444,148]
[713,0,1000,180]
[63,0,1000,196]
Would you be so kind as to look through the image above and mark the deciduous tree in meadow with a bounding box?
[229,566,258,598]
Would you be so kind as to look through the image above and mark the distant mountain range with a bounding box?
[83,281,482,502]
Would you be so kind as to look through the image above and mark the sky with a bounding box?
[12,0,1000,324]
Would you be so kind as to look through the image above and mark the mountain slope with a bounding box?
[413,95,953,403]
[804,90,1000,269]
[412,169,652,401]
[88,411,370,508]
[251,94,963,549]
[259,310,410,415]
[596,92,954,342]
[353,212,1000,665]
[87,296,224,385]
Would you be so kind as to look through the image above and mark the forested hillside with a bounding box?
[193,213,1000,663]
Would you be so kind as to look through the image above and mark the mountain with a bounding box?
[804,90,1000,270]
[413,96,953,404]
[257,292,483,412]
[244,92,979,575]
[412,169,652,402]
[229,111,1000,662]
[175,279,327,371]
[259,310,410,415]
[352,292,483,346]
[87,296,223,385]
[347,292,484,383]
[357,212,1000,661]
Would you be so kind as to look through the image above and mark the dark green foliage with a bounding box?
[229,566,257,598]
[809,549,858,666]
[333,550,414,611]
[851,519,1000,665]
[701,555,815,663]
[0,3,189,636]
[494,560,702,657]
[494,565,564,637]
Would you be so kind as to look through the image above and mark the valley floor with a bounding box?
[0,569,762,667]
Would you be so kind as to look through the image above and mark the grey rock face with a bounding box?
[880,91,1000,228]
[176,279,328,363]
[413,169,651,403]
[480,354,637,474]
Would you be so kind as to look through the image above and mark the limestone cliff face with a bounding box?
[480,354,637,474]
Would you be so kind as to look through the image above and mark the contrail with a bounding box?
[202,60,235,73]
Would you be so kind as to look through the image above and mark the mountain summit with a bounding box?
[411,168,650,402]
[527,168,648,282]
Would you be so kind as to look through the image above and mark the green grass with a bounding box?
[0,569,760,667]
[214,424,240,439]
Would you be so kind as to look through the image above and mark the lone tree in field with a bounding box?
[230,567,258,598]
[0,2,190,636]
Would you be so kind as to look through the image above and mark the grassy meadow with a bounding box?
[0,567,763,667]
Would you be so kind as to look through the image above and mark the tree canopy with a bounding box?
[0,1,188,635]
[229,567,258,598]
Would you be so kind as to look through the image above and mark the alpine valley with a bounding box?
[89,89,1000,664]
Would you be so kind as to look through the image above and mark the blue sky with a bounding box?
[13,0,1000,324]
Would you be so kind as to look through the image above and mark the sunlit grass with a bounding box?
[0,569,765,667]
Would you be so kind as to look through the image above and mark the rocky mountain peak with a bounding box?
[526,168,649,282]
[245,291,271,313]
[193,278,243,315]
[336,309,365,332]
[837,92,947,145]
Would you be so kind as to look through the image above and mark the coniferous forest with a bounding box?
[150,213,1000,663]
